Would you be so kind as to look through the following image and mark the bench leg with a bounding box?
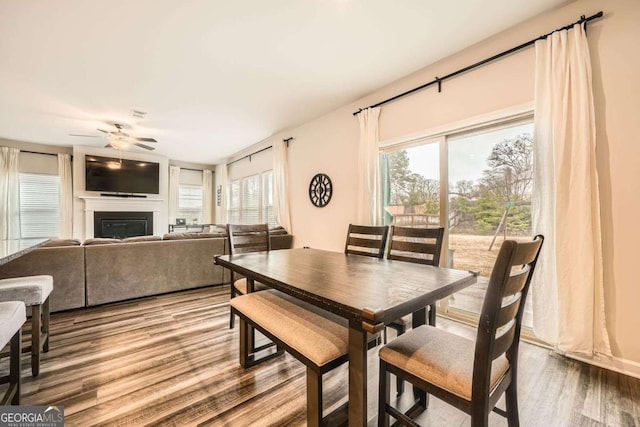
[10,329,21,405]
[43,298,50,353]
[31,304,41,377]
[307,367,322,427]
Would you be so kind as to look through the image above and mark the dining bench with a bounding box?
[230,289,377,427]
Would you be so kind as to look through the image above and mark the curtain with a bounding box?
[202,169,213,223]
[356,107,383,225]
[532,24,611,356]
[168,165,180,225]
[0,147,20,239]
[216,162,228,224]
[273,139,292,232]
[58,154,73,238]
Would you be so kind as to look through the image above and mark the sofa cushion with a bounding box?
[123,235,162,243]
[83,238,122,245]
[42,239,81,247]
[269,226,288,235]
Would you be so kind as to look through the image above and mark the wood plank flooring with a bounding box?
[1,286,639,426]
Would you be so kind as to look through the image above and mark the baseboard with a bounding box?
[565,352,640,380]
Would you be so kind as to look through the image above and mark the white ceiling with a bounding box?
[0,0,569,164]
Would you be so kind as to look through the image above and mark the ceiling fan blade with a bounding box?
[134,137,157,142]
[134,143,155,151]
[97,129,110,134]
[104,143,112,148]
[69,134,99,137]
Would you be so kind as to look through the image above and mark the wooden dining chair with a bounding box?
[227,224,271,328]
[385,226,445,394]
[378,235,544,427]
[344,224,389,259]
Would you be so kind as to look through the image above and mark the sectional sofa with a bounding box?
[0,231,293,312]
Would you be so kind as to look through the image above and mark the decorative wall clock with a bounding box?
[308,173,333,208]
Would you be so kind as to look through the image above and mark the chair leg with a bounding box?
[307,367,322,427]
[31,304,41,377]
[396,324,406,396]
[505,381,520,427]
[43,297,50,353]
[10,328,22,405]
[229,285,236,329]
[378,359,390,427]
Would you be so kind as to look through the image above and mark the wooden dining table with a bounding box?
[215,247,477,426]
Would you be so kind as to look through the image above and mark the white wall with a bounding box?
[224,0,640,368]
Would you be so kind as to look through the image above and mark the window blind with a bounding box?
[19,173,60,238]
[178,184,203,224]
[242,175,260,224]
[228,180,241,224]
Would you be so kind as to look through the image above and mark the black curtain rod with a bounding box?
[177,167,212,172]
[353,11,603,115]
[20,149,73,159]
[227,137,293,166]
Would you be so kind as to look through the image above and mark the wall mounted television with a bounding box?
[85,155,160,195]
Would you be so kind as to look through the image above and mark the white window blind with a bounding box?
[178,184,203,224]
[19,173,60,238]
[228,180,241,224]
[261,171,277,228]
[242,175,260,224]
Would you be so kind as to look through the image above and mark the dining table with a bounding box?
[0,238,51,266]
[215,247,477,426]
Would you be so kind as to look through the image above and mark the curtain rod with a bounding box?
[226,137,293,166]
[20,149,73,159]
[353,11,603,116]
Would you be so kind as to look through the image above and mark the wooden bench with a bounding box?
[230,289,377,427]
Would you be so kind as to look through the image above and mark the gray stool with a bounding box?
[0,276,53,376]
[0,301,26,405]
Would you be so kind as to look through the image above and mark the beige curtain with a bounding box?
[273,139,292,232]
[0,147,20,239]
[356,107,383,225]
[168,165,180,225]
[532,24,611,356]
[202,169,213,223]
[58,154,73,238]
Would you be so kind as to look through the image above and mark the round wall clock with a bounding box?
[308,173,333,208]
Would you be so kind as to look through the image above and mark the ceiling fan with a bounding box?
[70,123,157,151]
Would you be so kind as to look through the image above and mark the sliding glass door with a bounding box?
[382,117,535,328]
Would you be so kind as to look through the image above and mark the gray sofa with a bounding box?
[0,231,293,312]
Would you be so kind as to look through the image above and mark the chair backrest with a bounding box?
[344,224,389,259]
[386,226,445,266]
[227,224,271,255]
[472,235,544,400]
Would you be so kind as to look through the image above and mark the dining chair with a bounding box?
[344,224,389,258]
[378,235,544,427]
[385,226,445,394]
[227,224,271,329]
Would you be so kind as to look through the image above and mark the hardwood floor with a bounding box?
[1,286,639,426]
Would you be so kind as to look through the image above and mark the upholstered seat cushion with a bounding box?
[232,278,268,294]
[0,301,26,349]
[0,275,54,306]
[231,290,350,367]
[379,325,509,401]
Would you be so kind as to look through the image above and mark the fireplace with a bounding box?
[94,211,154,239]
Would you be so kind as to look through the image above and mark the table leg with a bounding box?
[246,278,255,352]
[348,325,368,426]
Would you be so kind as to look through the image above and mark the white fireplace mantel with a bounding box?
[80,196,164,238]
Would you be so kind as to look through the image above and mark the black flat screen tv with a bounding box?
[85,155,160,194]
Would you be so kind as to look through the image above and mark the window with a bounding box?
[178,184,203,224]
[261,171,278,228]
[19,173,60,238]
[226,171,276,226]
[382,117,535,328]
